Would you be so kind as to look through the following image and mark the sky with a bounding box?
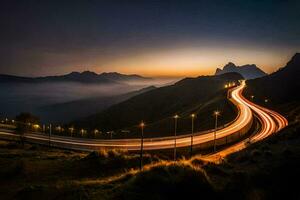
[0,0,299,77]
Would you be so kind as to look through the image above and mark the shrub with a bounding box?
[114,162,217,200]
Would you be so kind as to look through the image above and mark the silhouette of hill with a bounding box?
[37,86,156,123]
[73,72,243,136]
[0,71,150,84]
[245,53,300,104]
[100,72,152,82]
[215,62,267,80]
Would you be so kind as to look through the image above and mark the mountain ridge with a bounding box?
[245,53,300,104]
[0,71,151,84]
[215,62,267,80]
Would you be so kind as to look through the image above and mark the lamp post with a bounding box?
[174,114,179,161]
[214,111,220,153]
[190,114,195,157]
[140,121,145,170]
[49,124,52,147]
[69,127,74,137]
[264,99,269,104]
[94,129,99,138]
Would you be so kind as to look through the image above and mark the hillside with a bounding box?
[244,53,300,106]
[100,72,152,82]
[215,62,267,80]
[37,86,156,123]
[73,73,243,137]
[1,117,299,200]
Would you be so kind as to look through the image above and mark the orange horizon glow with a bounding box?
[20,45,297,78]
[91,46,296,78]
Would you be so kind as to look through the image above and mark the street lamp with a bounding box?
[49,124,52,147]
[69,127,74,137]
[190,113,196,157]
[56,126,62,133]
[214,111,220,153]
[140,121,145,170]
[251,95,254,100]
[33,124,40,131]
[80,129,86,137]
[94,129,99,138]
[173,114,179,161]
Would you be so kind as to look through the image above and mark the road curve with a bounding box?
[201,83,288,163]
[0,82,254,151]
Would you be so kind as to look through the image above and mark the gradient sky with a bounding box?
[0,0,299,77]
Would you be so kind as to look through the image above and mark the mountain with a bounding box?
[73,72,243,136]
[245,53,300,104]
[100,72,152,82]
[215,62,267,79]
[0,71,151,84]
[37,86,156,123]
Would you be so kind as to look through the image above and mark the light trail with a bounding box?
[0,81,287,155]
[0,82,254,151]
[201,81,288,163]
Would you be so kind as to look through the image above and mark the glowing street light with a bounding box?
[173,114,179,161]
[251,95,254,100]
[264,99,269,103]
[33,124,40,130]
[224,84,228,88]
[80,129,86,136]
[214,111,220,153]
[69,127,74,137]
[190,113,196,157]
[56,126,62,133]
[49,124,52,147]
[140,121,145,170]
[94,129,99,137]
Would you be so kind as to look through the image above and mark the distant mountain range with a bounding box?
[245,53,300,104]
[0,71,151,84]
[215,62,267,80]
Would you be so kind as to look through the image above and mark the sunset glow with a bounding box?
[97,46,295,77]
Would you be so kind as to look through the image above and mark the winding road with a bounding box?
[0,81,288,159]
[201,82,288,162]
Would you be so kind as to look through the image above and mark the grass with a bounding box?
[1,113,300,199]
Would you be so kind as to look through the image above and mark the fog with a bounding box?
[122,77,180,87]
[0,77,180,122]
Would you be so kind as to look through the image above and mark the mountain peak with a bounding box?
[215,62,266,80]
[226,62,236,66]
[81,71,98,76]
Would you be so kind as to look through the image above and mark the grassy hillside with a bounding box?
[1,115,299,200]
[0,142,159,200]
[73,73,243,138]
[244,53,300,106]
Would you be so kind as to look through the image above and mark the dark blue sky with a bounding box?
[0,0,299,77]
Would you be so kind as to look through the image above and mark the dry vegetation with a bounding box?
[1,112,300,200]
